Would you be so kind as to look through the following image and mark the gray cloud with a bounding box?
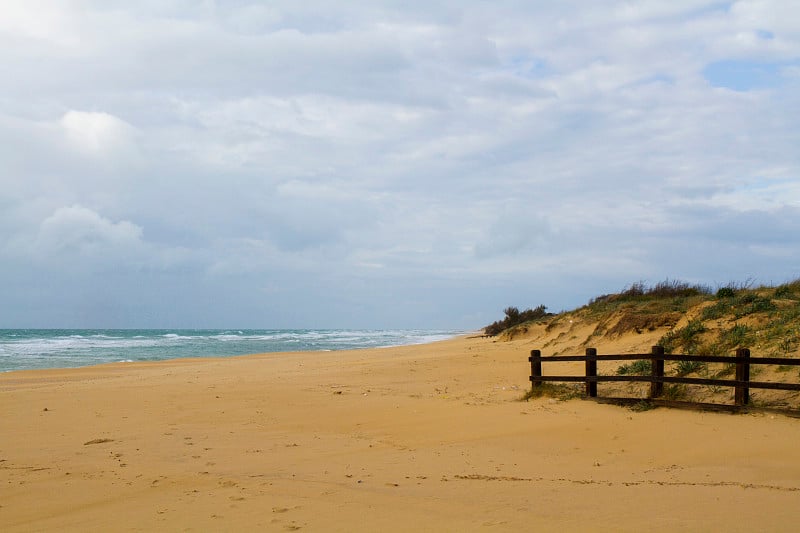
[1,1,798,328]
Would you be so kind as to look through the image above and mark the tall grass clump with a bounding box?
[591,280,710,305]
[675,359,706,376]
[716,287,736,298]
[659,320,707,354]
[616,359,652,375]
[586,281,711,318]
[719,323,752,350]
[774,278,800,299]
[702,293,777,321]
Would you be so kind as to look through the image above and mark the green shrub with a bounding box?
[735,295,776,318]
[701,301,728,320]
[682,320,706,337]
[779,337,798,354]
[703,294,776,320]
[675,359,705,376]
[663,384,688,400]
[719,324,751,349]
[716,287,736,298]
[588,280,711,307]
[774,285,793,298]
[629,400,656,412]
[775,279,800,299]
[659,320,706,354]
[660,330,678,353]
[654,280,709,298]
[621,280,710,300]
[617,359,652,375]
[484,305,548,336]
[521,382,582,401]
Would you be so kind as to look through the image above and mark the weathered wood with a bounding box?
[650,345,664,398]
[585,348,597,397]
[735,348,751,406]
[529,350,542,390]
[529,374,800,391]
[533,353,800,365]
[528,346,800,411]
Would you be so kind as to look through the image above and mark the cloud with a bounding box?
[34,205,143,256]
[474,211,551,259]
[0,0,80,47]
[0,1,798,328]
[60,110,138,157]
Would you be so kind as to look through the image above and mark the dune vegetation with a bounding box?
[485,279,800,409]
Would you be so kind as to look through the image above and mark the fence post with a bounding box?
[735,348,751,406]
[529,349,542,390]
[650,345,665,398]
[586,348,597,397]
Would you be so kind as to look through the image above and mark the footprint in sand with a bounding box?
[84,438,114,445]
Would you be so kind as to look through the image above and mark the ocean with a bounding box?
[0,329,465,373]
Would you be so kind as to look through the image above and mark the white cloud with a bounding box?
[60,110,138,157]
[706,180,800,211]
[35,205,143,256]
[0,1,798,327]
[0,0,81,47]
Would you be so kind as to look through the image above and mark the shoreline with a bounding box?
[3,334,800,531]
[0,328,470,375]
[1,335,467,377]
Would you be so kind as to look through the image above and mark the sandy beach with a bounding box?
[3,333,800,531]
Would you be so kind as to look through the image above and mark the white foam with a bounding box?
[0,329,466,372]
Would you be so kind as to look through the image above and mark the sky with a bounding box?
[1,1,799,329]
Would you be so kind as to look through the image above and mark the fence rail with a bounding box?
[529,346,800,409]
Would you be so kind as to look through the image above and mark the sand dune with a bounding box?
[3,333,800,531]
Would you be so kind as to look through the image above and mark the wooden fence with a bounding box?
[529,346,800,410]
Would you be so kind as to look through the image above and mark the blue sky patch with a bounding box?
[703,60,794,91]
[755,29,775,40]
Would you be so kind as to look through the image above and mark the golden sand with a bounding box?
[2,333,800,531]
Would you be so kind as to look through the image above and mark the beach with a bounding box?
[3,334,800,531]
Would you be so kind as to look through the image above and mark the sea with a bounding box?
[0,329,465,373]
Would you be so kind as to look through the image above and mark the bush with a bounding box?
[719,324,751,349]
[716,287,736,298]
[675,359,705,376]
[647,280,710,299]
[701,301,728,320]
[702,293,777,320]
[775,279,800,299]
[735,295,776,317]
[588,280,710,306]
[484,305,548,336]
[617,359,652,375]
[659,320,706,354]
[775,285,793,298]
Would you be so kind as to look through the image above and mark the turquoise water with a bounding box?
[0,329,464,372]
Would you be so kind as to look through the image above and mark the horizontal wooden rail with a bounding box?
[530,353,800,365]
[530,374,800,391]
[528,346,800,409]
